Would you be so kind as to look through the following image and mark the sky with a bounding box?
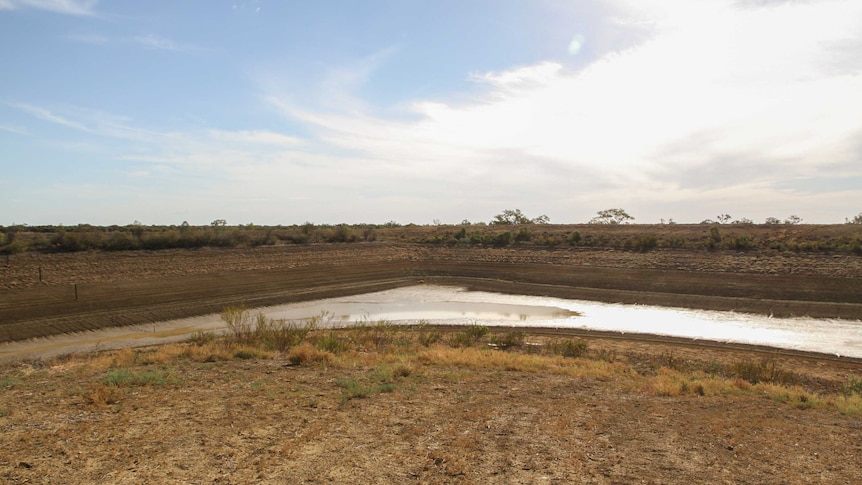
[1,0,861,226]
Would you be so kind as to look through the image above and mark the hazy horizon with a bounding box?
[2,1,861,226]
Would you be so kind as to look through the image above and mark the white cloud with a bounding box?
[9,0,861,224]
[1,0,97,15]
[264,0,862,222]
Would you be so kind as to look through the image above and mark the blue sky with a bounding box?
[1,0,861,226]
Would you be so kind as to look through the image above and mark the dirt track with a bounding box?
[2,244,862,343]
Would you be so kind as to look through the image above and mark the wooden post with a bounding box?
[38,266,42,283]
[74,284,78,301]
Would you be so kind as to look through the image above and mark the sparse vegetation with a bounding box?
[2,317,861,483]
[1,219,861,255]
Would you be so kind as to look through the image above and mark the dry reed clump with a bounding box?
[221,306,316,352]
[642,368,739,397]
[82,383,121,407]
[416,345,628,380]
[287,343,334,366]
[753,383,822,409]
[833,393,862,415]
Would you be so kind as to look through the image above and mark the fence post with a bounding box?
[74,284,78,301]
[39,266,42,283]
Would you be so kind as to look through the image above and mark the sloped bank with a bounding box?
[1,244,861,343]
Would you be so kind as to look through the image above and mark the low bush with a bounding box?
[491,329,526,350]
[731,358,797,385]
[550,338,589,358]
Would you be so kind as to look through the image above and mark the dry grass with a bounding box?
[2,322,862,483]
[4,319,860,417]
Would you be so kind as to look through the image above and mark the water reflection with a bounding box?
[262,285,862,358]
[2,285,860,360]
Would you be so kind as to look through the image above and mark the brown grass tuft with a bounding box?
[287,343,334,365]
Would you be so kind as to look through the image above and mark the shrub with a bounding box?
[316,331,344,353]
[625,235,658,252]
[843,376,862,396]
[469,233,487,245]
[492,231,513,247]
[666,235,685,248]
[568,231,582,245]
[514,228,532,243]
[448,324,489,347]
[552,338,588,358]
[731,358,797,385]
[491,329,526,350]
[415,323,443,347]
[326,225,357,243]
[465,324,489,340]
[730,235,756,250]
[221,306,256,346]
[707,226,721,249]
[336,377,373,400]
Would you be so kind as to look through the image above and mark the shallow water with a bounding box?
[2,285,861,360]
[258,286,862,358]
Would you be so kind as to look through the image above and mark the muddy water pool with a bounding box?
[2,285,860,360]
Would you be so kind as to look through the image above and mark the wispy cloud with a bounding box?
[64,32,109,44]
[0,124,29,135]
[133,34,201,53]
[0,0,98,16]
[9,102,92,132]
[208,130,303,147]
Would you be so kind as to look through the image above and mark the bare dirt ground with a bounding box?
[1,334,860,484]
[0,241,861,483]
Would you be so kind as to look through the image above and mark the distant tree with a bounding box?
[732,218,753,225]
[211,219,227,227]
[590,208,634,225]
[847,212,862,224]
[460,219,471,225]
[784,215,802,225]
[764,217,781,225]
[717,214,732,224]
[491,209,549,225]
[532,214,550,224]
